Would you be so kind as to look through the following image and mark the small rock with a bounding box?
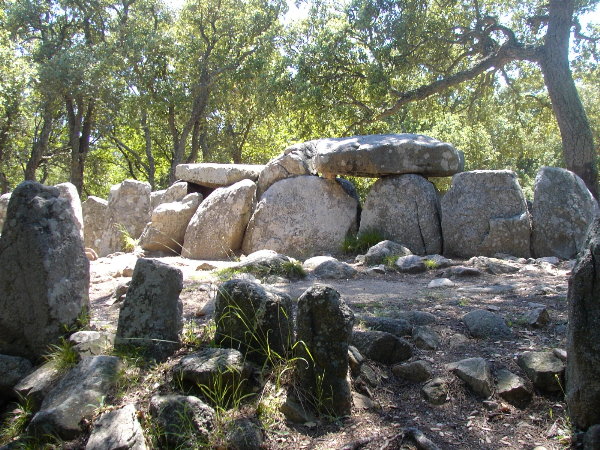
[584,424,600,450]
[303,256,357,279]
[280,396,316,424]
[358,316,413,337]
[224,418,263,450]
[536,256,560,265]
[448,333,470,347]
[517,351,565,393]
[395,311,437,326]
[495,369,532,407]
[463,309,512,339]
[468,256,521,274]
[441,266,483,278]
[395,255,426,273]
[366,265,386,274]
[421,378,448,405]
[353,392,377,410]
[392,360,433,383]
[448,357,493,398]
[352,330,412,364]
[552,348,567,362]
[0,355,33,397]
[197,262,217,271]
[522,308,550,328]
[69,331,114,356]
[361,240,412,266]
[412,326,440,350]
[14,361,63,412]
[424,254,455,268]
[348,346,364,376]
[86,404,147,450]
[427,278,455,289]
[359,364,379,387]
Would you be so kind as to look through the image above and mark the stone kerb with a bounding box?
[175,163,265,188]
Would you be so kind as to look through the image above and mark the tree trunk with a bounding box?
[539,0,598,198]
[24,104,53,181]
[66,96,95,195]
[141,108,155,189]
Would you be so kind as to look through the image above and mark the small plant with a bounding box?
[383,254,399,268]
[198,368,253,414]
[458,297,470,307]
[44,337,79,372]
[0,396,33,446]
[423,259,439,270]
[116,224,138,253]
[342,230,385,254]
[61,306,91,334]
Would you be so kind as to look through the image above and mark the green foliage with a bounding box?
[423,259,439,270]
[342,229,385,254]
[116,224,138,253]
[44,338,79,373]
[0,396,34,446]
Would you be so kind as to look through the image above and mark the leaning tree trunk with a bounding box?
[540,0,598,199]
[25,104,53,181]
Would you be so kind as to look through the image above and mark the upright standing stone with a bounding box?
[532,167,599,259]
[55,182,84,240]
[0,192,11,231]
[441,170,531,258]
[82,196,109,254]
[116,258,183,358]
[567,218,600,429]
[0,181,89,360]
[296,285,354,416]
[359,174,442,255]
[98,180,151,256]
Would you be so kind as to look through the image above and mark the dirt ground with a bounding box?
[88,252,574,449]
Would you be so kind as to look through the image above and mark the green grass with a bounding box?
[117,224,138,253]
[44,338,79,372]
[423,259,439,270]
[342,230,384,254]
[0,396,34,446]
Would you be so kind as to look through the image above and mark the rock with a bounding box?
[98,180,151,257]
[352,330,412,364]
[522,308,550,328]
[366,265,386,274]
[296,285,354,416]
[392,360,433,382]
[224,418,263,450]
[359,175,442,254]
[111,281,130,305]
[257,142,316,197]
[357,316,413,337]
[115,258,183,359]
[86,404,147,450]
[14,361,63,412]
[85,248,98,261]
[0,355,33,397]
[182,180,256,259]
[567,218,600,429]
[448,333,470,347]
[214,279,292,363]
[395,255,426,273]
[0,192,11,231]
[428,278,455,289]
[532,167,599,259]
[495,369,532,407]
[0,181,90,359]
[173,347,250,393]
[233,250,301,279]
[517,351,565,393]
[69,331,114,356]
[162,181,189,204]
[424,254,455,268]
[441,170,531,258]
[353,392,377,410]
[553,348,567,362]
[303,256,357,279]
[361,240,412,266]
[448,357,493,397]
[348,345,364,376]
[412,326,440,350]
[280,396,316,423]
[463,309,512,339]
[197,262,217,271]
[421,378,448,405]
[468,256,521,274]
[395,311,437,326]
[55,182,84,240]
[441,266,483,278]
[140,193,202,254]
[242,176,358,258]
[27,356,120,439]
[584,424,600,450]
[149,395,214,448]
[150,189,166,210]
[313,133,464,178]
[176,163,264,188]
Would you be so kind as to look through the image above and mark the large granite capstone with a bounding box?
[175,163,264,188]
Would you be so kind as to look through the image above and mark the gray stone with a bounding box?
[518,351,565,393]
[468,256,521,274]
[441,266,483,278]
[69,331,114,356]
[14,361,63,412]
[162,181,189,204]
[352,330,412,364]
[86,404,147,450]
[242,176,358,258]
[183,180,256,259]
[0,181,90,360]
[214,279,292,363]
[303,256,357,279]
[463,309,512,339]
[358,316,413,337]
[82,196,109,254]
[442,170,531,258]
[99,180,151,256]
[395,255,426,273]
[296,285,354,416]
[150,189,166,210]
[0,355,32,397]
[448,333,470,347]
[421,378,448,405]
[361,240,412,266]
[348,345,364,376]
[424,254,455,268]
[224,418,263,450]
[495,369,532,407]
[359,175,442,255]
[280,396,316,423]
[532,167,599,259]
[522,308,550,328]
[448,357,493,397]
[55,182,84,240]
[553,348,567,362]
[0,192,11,231]
[116,258,183,358]
[567,218,600,429]
[149,395,214,448]
[412,326,440,350]
[313,133,464,178]
[140,193,202,254]
[584,424,600,450]
[232,250,301,279]
[176,163,264,188]
[427,278,455,289]
[392,360,433,382]
[27,356,120,439]
[353,392,377,410]
[395,311,437,326]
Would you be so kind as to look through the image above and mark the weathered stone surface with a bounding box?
[82,196,109,254]
[242,176,358,258]
[468,256,521,274]
[359,175,442,255]
[224,418,263,450]
[496,369,532,407]
[140,193,202,254]
[257,142,317,197]
[0,181,90,360]
[567,219,600,429]
[352,330,412,364]
[230,250,304,280]
[463,309,512,339]
[116,259,183,358]
[27,356,120,440]
[412,326,440,350]
[0,355,32,397]
[0,192,10,231]
[303,256,357,279]
[442,170,531,258]
[69,331,114,356]
[522,307,550,328]
[396,311,437,326]
[421,378,448,405]
[441,266,483,278]
[424,254,455,268]
[14,361,63,412]
[162,181,189,204]
[313,133,464,178]
[427,278,455,289]
[532,167,599,259]
[215,279,292,363]
[296,285,354,416]
[99,180,151,256]
[448,357,493,397]
[584,424,600,450]
[150,190,166,210]
[86,404,147,450]
[392,360,433,382]
[357,316,413,337]
[55,182,84,240]
[360,240,412,266]
[176,163,264,188]
[183,180,256,259]
[518,351,565,393]
[395,255,426,273]
[149,395,214,448]
[280,396,316,424]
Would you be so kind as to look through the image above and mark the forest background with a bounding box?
[0,0,598,201]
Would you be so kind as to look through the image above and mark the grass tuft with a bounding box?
[342,230,384,254]
[44,337,79,372]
